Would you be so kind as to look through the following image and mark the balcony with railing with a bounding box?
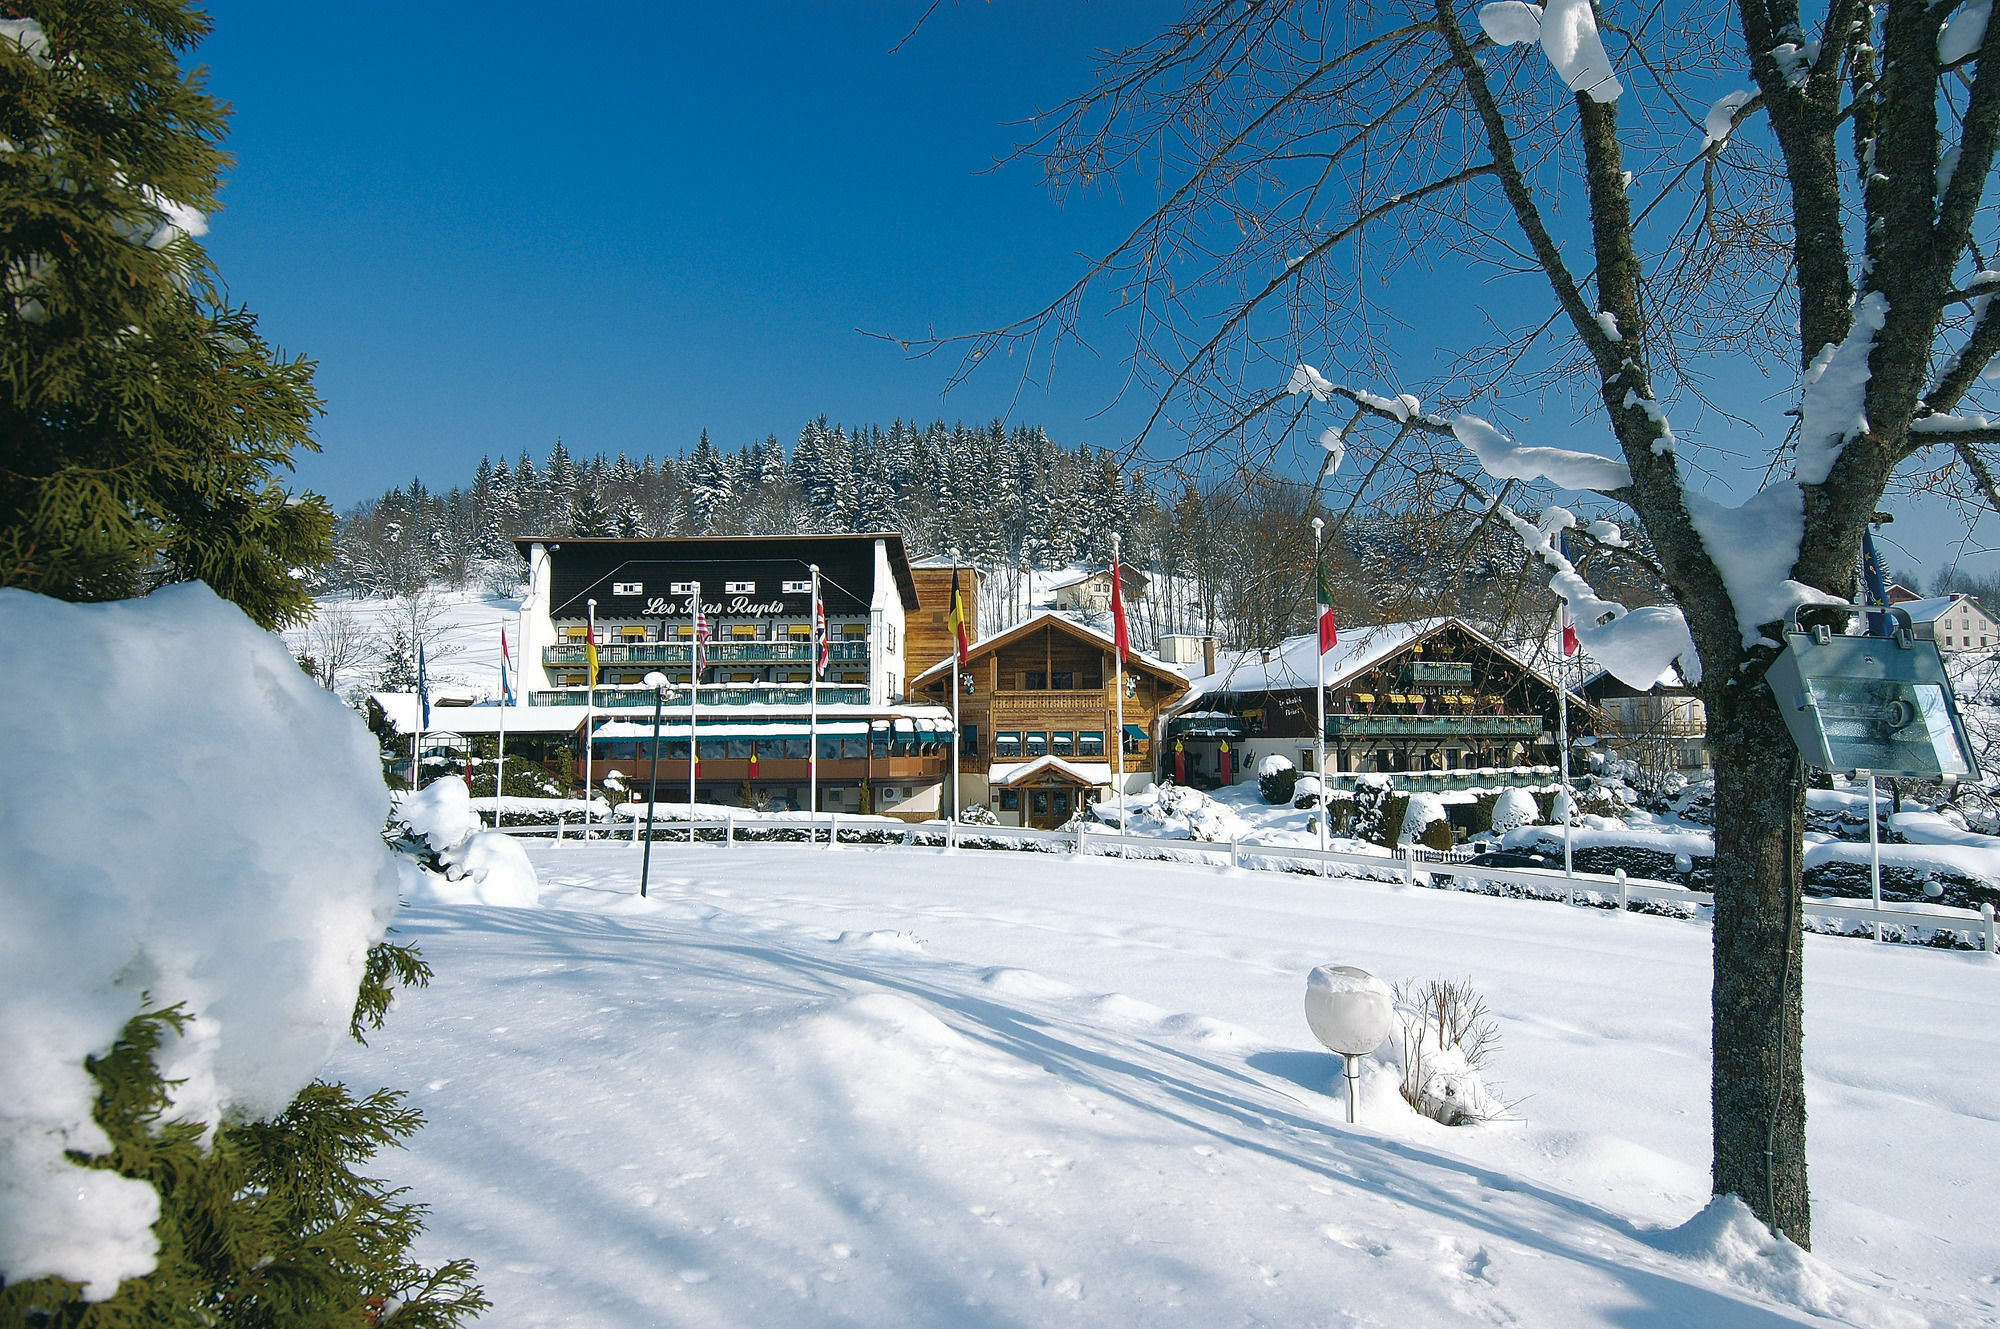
[529,684,875,708]
[1322,714,1545,739]
[1321,765,1560,794]
[544,640,870,667]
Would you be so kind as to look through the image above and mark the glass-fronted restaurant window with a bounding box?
[994,732,1022,758]
[1024,732,1049,757]
[1078,731,1105,756]
[1051,731,1074,757]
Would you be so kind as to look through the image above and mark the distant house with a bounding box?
[1896,594,1998,653]
[1885,581,1926,604]
[1580,666,1709,779]
[1044,563,1149,614]
[1165,618,1597,796]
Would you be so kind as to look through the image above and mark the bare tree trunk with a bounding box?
[1704,669,1809,1245]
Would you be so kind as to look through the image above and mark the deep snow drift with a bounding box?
[329,838,1999,1328]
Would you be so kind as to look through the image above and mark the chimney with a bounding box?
[1203,636,1217,676]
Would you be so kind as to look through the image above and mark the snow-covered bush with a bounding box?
[1259,755,1301,804]
[1398,791,1452,849]
[1489,787,1540,834]
[395,777,540,908]
[0,584,482,1320]
[1293,774,1325,810]
[1391,977,1506,1126]
[959,803,999,826]
[1350,774,1396,844]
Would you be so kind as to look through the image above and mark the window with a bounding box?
[1051,671,1074,690]
[886,622,898,651]
[841,672,867,684]
[730,672,754,683]
[725,580,756,595]
[788,623,811,638]
[783,738,810,759]
[611,580,643,596]
[1025,732,1049,757]
[731,624,755,639]
[1051,731,1074,758]
[1022,670,1048,690]
[670,581,697,595]
[842,623,867,638]
[995,731,1022,758]
[1078,731,1104,757]
[962,724,980,755]
[999,790,1020,811]
[782,579,812,595]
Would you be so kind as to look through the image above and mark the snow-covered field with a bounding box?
[331,839,2000,1328]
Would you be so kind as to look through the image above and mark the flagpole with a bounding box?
[1112,533,1126,843]
[689,581,701,844]
[951,553,962,825]
[809,564,821,842]
[1557,622,1574,878]
[1312,518,1328,870]
[585,598,597,838]
[496,621,509,828]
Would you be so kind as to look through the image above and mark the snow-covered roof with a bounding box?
[988,755,1114,788]
[1180,617,1585,707]
[1183,620,1442,697]
[1896,595,1987,624]
[910,610,1184,688]
[370,694,584,737]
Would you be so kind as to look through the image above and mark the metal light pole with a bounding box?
[640,671,667,898]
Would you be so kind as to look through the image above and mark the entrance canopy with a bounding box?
[989,755,1114,788]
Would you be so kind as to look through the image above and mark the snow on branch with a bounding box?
[1501,504,1699,687]
[1453,415,1634,492]
[1684,484,1845,648]
[1796,292,1888,485]
[1477,0,1623,103]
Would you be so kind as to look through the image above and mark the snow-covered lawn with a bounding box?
[331,840,1999,1327]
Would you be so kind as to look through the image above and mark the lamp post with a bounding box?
[640,670,668,898]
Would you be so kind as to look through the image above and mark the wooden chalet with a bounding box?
[911,611,1192,828]
[1169,618,1598,796]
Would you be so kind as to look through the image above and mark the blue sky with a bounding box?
[192,1,1994,586]
[197,1,1161,507]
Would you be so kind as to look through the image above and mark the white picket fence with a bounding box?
[488,812,2000,954]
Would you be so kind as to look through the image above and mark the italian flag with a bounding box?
[1316,557,1338,654]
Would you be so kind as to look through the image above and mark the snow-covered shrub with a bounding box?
[1259,756,1301,805]
[959,803,999,826]
[394,777,540,908]
[1351,775,1396,844]
[1391,977,1505,1125]
[0,585,483,1321]
[1398,791,1451,848]
[1489,787,1540,834]
[1292,774,1324,809]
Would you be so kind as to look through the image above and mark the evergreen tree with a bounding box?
[0,0,333,628]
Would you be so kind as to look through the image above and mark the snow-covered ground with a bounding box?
[330,838,2000,1328]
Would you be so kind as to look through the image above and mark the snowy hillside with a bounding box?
[329,840,2000,1328]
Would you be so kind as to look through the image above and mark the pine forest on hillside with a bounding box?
[323,419,1670,654]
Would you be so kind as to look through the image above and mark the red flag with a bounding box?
[1110,559,1131,660]
[1561,609,1579,658]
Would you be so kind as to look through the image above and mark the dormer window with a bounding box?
[611,581,643,596]
[782,579,812,594]
[725,580,756,595]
